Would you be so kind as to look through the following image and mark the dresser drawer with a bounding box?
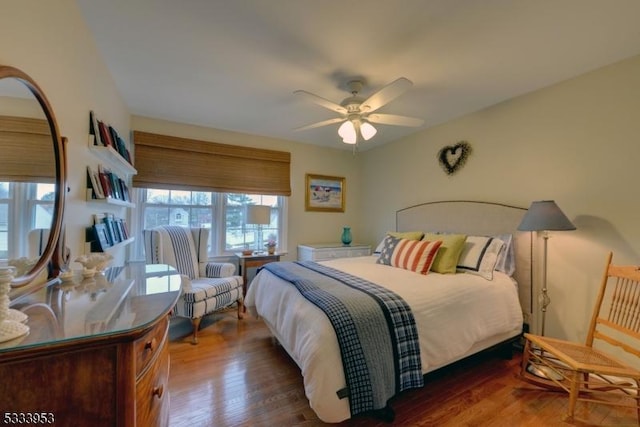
[348,248,371,257]
[136,338,170,427]
[134,316,169,377]
[298,244,371,261]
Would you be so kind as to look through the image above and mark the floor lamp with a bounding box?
[245,205,271,253]
[518,200,576,378]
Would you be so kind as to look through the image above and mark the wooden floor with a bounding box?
[168,310,637,427]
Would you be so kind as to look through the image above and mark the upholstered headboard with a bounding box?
[396,200,533,326]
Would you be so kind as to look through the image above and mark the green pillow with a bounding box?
[423,233,467,274]
[388,231,424,241]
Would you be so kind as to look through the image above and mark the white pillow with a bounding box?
[457,235,505,280]
[494,233,515,276]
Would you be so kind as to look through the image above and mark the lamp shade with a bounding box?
[518,200,576,232]
[245,205,271,225]
[360,121,377,140]
[338,120,357,144]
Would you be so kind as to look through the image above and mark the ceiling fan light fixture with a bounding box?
[338,120,357,144]
[360,121,377,140]
[294,77,420,147]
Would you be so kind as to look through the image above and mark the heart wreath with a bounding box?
[437,141,472,175]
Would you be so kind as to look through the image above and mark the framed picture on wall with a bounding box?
[305,173,345,212]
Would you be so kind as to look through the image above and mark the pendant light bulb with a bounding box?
[360,121,377,140]
[338,120,357,144]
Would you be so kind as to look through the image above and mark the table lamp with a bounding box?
[245,205,271,253]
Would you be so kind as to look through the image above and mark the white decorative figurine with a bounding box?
[0,267,29,344]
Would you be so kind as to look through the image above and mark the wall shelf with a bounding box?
[86,194,136,208]
[86,121,136,257]
[104,237,135,253]
[88,141,137,180]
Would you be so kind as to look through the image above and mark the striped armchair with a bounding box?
[143,226,243,344]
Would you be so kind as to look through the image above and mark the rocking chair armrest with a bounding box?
[202,262,236,278]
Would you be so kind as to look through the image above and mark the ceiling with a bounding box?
[76,0,640,151]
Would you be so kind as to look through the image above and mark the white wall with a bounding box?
[1,0,131,267]
[361,54,640,342]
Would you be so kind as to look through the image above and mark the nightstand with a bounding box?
[235,252,282,296]
[297,243,371,261]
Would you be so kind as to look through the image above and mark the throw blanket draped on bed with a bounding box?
[262,261,423,416]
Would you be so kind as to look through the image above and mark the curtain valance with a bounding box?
[132,131,291,196]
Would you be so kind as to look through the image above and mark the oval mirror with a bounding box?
[0,65,65,290]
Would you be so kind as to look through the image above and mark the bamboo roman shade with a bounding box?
[0,115,55,182]
[132,131,291,196]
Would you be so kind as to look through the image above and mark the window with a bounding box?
[0,182,55,260]
[225,194,279,252]
[135,188,286,258]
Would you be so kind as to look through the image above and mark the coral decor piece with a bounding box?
[7,257,38,277]
[0,267,29,344]
[75,253,114,272]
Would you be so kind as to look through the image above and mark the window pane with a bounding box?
[169,190,191,205]
[169,207,190,226]
[261,195,278,206]
[36,183,56,201]
[224,193,280,251]
[0,182,10,199]
[227,193,255,206]
[34,204,54,228]
[144,206,170,228]
[192,192,211,205]
[147,189,169,204]
[188,207,212,228]
[0,203,7,258]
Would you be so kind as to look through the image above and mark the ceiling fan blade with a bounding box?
[361,77,413,113]
[294,90,348,114]
[294,117,346,131]
[367,113,424,127]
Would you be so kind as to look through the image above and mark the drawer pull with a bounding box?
[152,384,164,399]
[144,338,157,352]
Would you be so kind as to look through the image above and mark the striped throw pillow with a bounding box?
[376,236,443,275]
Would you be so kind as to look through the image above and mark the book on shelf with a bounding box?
[89,111,102,146]
[87,166,105,199]
[116,135,132,164]
[89,223,112,252]
[97,165,113,198]
[120,218,130,239]
[108,170,122,200]
[109,126,131,163]
[92,212,106,225]
[117,177,131,202]
[102,216,120,245]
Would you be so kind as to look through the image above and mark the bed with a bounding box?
[245,201,532,423]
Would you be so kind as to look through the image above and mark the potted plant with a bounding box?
[265,235,277,254]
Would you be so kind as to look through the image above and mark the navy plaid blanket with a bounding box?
[262,261,423,416]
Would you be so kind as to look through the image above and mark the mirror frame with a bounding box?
[0,65,66,289]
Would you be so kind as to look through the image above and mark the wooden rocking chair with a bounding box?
[520,252,640,423]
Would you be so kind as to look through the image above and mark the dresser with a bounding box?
[297,243,371,261]
[0,264,181,427]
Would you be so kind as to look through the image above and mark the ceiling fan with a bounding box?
[294,77,424,145]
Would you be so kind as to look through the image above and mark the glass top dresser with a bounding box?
[0,263,182,427]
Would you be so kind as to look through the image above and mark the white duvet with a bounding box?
[245,256,523,423]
